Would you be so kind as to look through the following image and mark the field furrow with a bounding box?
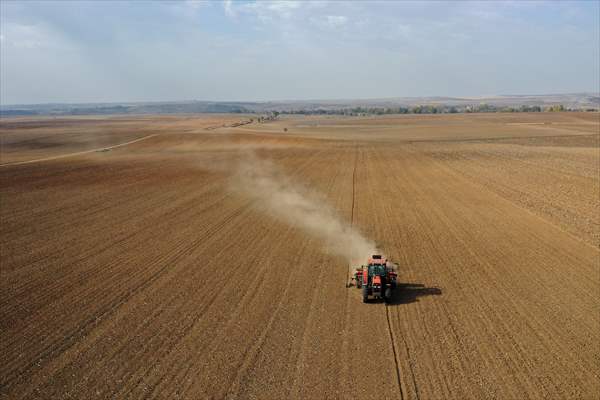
[1,113,597,399]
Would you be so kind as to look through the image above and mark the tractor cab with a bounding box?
[368,254,386,266]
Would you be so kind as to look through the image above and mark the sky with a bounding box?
[1,0,598,105]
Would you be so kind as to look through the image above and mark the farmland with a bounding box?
[1,112,598,399]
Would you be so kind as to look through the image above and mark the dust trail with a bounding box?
[232,152,376,263]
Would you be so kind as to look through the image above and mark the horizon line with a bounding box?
[2,91,599,108]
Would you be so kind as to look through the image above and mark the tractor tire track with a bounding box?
[352,144,406,399]
[385,305,408,400]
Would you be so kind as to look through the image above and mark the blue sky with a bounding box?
[1,0,598,104]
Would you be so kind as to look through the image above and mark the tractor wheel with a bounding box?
[384,288,392,303]
[362,285,368,303]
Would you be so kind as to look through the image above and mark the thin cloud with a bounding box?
[233,0,303,21]
[223,0,235,18]
[185,0,209,11]
[2,23,52,49]
[326,15,348,29]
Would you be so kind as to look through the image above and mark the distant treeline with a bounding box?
[0,102,250,117]
[2,100,598,118]
[279,104,597,116]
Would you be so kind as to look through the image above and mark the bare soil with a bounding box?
[1,112,598,399]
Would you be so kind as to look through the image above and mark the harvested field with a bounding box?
[1,112,598,399]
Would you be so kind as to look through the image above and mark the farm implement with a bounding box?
[349,254,397,303]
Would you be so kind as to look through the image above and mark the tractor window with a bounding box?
[369,265,385,276]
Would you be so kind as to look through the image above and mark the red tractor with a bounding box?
[353,255,397,303]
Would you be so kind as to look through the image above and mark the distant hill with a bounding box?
[0,101,253,117]
[1,93,598,117]
[261,93,600,112]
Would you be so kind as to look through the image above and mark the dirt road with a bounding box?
[1,113,598,399]
[0,134,158,167]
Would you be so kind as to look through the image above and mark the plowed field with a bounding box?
[1,113,598,399]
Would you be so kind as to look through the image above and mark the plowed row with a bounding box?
[1,113,598,399]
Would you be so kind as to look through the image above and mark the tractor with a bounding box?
[353,255,397,303]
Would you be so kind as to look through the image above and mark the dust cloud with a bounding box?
[232,152,376,263]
